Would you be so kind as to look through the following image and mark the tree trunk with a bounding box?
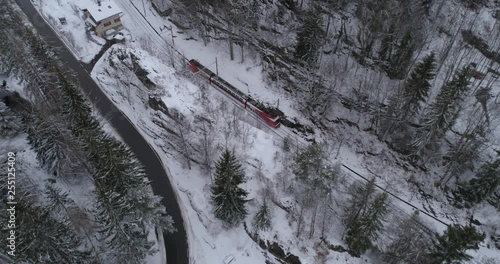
[335,136,344,159]
[309,203,318,239]
[229,26,234,61]
[320,201,328,237]
[177,122,192,170]
[325,15,331,44]
[296,206,304,238]
[241,44,244,63]
[201,122,213,182]
[180,130,191,170]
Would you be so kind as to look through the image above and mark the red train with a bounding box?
[188,59,281,128]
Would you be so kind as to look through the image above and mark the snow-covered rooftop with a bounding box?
[85,0,122,23]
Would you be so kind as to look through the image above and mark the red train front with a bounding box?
[188,59,281,128]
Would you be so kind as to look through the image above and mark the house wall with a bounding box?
[95,14,122,37]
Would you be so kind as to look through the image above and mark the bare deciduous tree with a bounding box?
[198,118,217,180]
[382,212,434,264]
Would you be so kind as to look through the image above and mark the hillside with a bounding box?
[162,0,500,262]
[2,0,500,263]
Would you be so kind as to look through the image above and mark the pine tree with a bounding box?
[23,113,77,176]
[430,224,484,264]
[0,101,22,137]
[44,181,102,262]
[379,23,396,62]
[211,150,248,227]
[56,69,100,137]
[2,4,175,263]
[345,192,388,257]
[0,196,91,263]
[411,66,471,159]
[252,200,272,231]
[399,52,436,121]
[249,0,260,28]
[386,31,415,79]
[92,136,145,192]
[361,192,388,238]
[294,6,325,66]
[283,136,291,152]
[94,189,156,264]
[293,143,340,196]
[460,158,500,204]
[125,183,176,233]
[45,180,72,215]
[54,66,176,260]
[345,219,369,257]
[90,135,175,256]
[381,53,436,142]
[422,0,433,15]
[343,178,376,226]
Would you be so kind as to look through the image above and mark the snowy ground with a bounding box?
[33,0,127,63]
[91,44,380,264]
[32,0,500,262]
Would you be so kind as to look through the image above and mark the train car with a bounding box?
[188,59,281,128]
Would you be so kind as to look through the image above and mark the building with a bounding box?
[151,0,172,17]
[83,0,123,38]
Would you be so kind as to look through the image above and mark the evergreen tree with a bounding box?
[0,196,91,263]
[44,181,102,262]
[54,66,176,260]
[292,143,339,238]
[411,66,471,159]
[282,136,291,152]
[0,101,22,137]
[294,6,325,66]
[399,52,436,121]
[94,189,156,264]
[293,142,340,196]
[90,136,175,261]
[430,224,484,264]
[381,53,436,142]
[250,0,261,28]
[1,4,175,263]
[55,69,100,137]
[211,150,248,227]
[92,136,145,192]
[422,0,433,15]
[45,180,72,215]
[252,200,272,231]
[227,0,261,28]
[343,178,376,226]
[345,192,388,257]
[125,183,176,233]
[378,23,396,62]
[459,158,500,204]
[386,31,415,79]
[23,113,77,176]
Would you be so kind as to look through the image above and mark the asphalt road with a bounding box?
[14,1,189,263]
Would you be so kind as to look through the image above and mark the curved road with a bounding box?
[14,1,189,263]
